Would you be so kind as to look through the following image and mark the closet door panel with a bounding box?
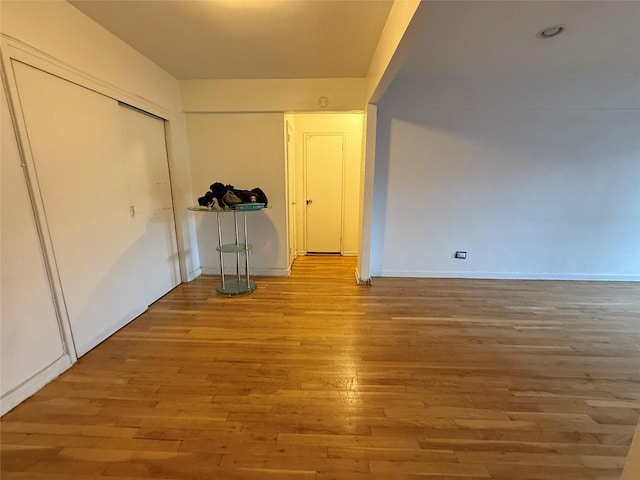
[119,105,174,211]
[131,208,180,305]
[1,80,65,397]
[118,104,180,305]
[13,62,143,356]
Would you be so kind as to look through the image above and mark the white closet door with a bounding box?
[13,62,144,356]
[1,79,65,399]
[118,104,180,305]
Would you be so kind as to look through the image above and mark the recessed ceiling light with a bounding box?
[537,25,565,39]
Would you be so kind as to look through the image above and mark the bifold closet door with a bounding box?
[13,62,179,356]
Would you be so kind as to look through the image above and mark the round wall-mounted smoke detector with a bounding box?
[537,25,565,39]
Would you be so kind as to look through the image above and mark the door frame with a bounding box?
[284,119,297,268]
[302,132,346,254]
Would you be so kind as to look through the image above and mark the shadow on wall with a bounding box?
[369,77,640,278]
[64,207,180,358]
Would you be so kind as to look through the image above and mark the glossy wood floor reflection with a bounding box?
[2,256,640,480]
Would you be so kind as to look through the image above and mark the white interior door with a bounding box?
[305,134,344,253]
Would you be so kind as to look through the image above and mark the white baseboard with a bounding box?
[354,267,372,285]
[200,267,290,277]
[370,270,640,281]
[250,267,291,276]
[187,266,202,282]
[1,354,72,415]
[75,306,148,357]
[296,251,357,257]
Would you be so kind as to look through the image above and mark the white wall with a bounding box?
[1,0,199,281]
[288,113,364,256]
[372,75,640,280]
[181,78,365,113]
[186,113,288,276]
[180,79,368,274]
[0,0,197,412]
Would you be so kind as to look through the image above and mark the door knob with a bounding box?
[306,199,313,205]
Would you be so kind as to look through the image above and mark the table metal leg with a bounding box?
[233,210,241,282]
[243,212,250,287]
[216,212,225,290]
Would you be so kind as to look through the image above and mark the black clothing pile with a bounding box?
[198,182,268,209]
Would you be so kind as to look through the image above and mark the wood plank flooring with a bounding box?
[2,256,639,479]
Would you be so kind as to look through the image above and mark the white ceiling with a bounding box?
[70,0,640,82]
[69,0,393,80]
[398,1,640,79]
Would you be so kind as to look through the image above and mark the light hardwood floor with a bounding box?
[2,256,639,480]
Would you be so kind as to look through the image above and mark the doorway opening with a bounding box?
[284,112,364,269]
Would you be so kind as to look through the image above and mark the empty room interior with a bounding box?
[1,1,639,479]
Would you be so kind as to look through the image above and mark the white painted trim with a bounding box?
[356,104,377,283]
[246,267,291,277]
[339,134,347,255]
[370,270,640,282]
[284,117,297,269]
[342,251,358,257]
[187,267,203,282]
[1,41,78,363]
[163,120,197,285]
[0,355,72,415]
[1,35,169,118]
[74,306,148,357]
[355,266,373,286]
[200,267,291,277]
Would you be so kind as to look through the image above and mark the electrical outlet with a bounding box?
[454,251,467,259]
